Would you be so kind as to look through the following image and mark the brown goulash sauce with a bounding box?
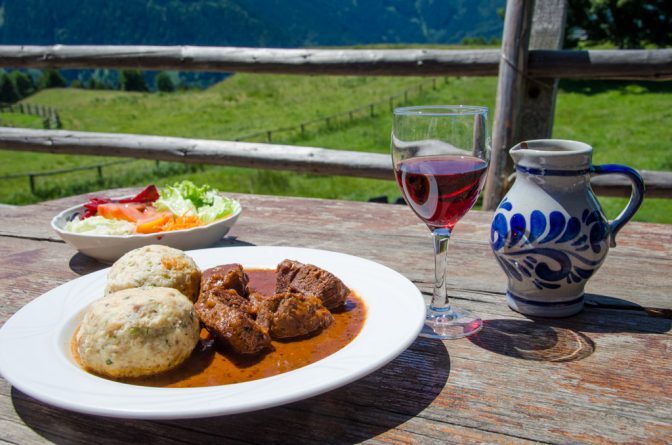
[72,268,366,388]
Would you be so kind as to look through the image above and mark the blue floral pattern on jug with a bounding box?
[490,198,610,291]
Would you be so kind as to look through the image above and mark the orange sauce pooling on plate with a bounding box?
[72,269,366,388]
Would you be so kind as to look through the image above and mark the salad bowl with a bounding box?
[51,196,242,263]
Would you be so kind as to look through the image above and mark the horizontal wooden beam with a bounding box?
[528,49,672,80]
[0,127,394,180]
[0,128,669,198]
[591,170,672,199]
[0,46,500,76]
[0,46,670,80]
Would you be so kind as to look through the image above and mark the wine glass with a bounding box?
[391,105,490,339]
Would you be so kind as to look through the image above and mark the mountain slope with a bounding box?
[0,0,505,47]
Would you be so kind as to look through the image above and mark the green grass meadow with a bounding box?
[1,74,670,223]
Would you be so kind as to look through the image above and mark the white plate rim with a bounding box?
[0,246,425,419]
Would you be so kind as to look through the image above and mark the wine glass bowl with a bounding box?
[395,155,488,231]
[392,105,490,339]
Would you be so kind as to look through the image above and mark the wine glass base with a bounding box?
[420,306,483,339]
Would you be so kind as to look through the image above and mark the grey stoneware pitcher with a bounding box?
[489,139,645,317]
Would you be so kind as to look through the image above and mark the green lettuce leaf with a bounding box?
[155,180,237,223]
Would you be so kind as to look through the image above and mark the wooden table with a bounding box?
[1,189,670,444]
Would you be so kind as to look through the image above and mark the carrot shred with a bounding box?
[135,212,174,234]
[159,212,204,232]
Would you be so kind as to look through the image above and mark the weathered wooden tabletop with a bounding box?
[1,189,670,444]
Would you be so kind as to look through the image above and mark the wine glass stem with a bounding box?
[431,227,452,311]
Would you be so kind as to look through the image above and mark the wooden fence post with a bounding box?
[517,0,568,142]
[482,0,535,210]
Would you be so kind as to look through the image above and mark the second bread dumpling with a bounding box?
[105,245,201,301]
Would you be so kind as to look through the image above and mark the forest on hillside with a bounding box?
[0,0,505,47]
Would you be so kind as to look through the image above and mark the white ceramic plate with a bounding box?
[51,197,242,263]
[0,246,425,419]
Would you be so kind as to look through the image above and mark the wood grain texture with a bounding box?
[0,191,670,444]
[0,45,670,80]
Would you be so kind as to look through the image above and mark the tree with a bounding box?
[119,70,149,92]
[9,71,35,99]
[0,73,20,103]
[566,0,672,48]
[155,71,175,92]
[39,69,67,89]
[88,77,111,90]
[461,36,487,46]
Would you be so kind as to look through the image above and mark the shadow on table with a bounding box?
[583,294,672,333]
[14,338,450,445]
[469,294,671,362]
[68,237,256,275]
[468,319,596,362]
[541,293,671,335]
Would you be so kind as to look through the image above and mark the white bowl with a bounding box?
[51,198,242,263]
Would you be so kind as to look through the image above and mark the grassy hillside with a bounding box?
[20,75,431,138]
[0,112,44,129]
[1,74,670,223]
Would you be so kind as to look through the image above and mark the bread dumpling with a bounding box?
[105,245,201,302]
[76,287,200,378]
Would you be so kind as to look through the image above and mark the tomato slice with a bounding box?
[97,203,148,222]
[135,212,174,234]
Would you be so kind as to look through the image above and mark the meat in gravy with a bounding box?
[195,260,346,355]
[276,259,349,311]
[252,291,333,339]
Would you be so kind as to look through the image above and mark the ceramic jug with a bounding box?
[490,139,644,317]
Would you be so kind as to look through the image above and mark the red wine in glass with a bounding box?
[395,155,488,230]
[392,105,489,339]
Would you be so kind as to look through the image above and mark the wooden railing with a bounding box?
[0,0,671,203]
[0,46,669,79]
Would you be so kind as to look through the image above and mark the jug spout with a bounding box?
[510,139,593,173]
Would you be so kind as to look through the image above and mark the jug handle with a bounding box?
[590,164,645,248]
